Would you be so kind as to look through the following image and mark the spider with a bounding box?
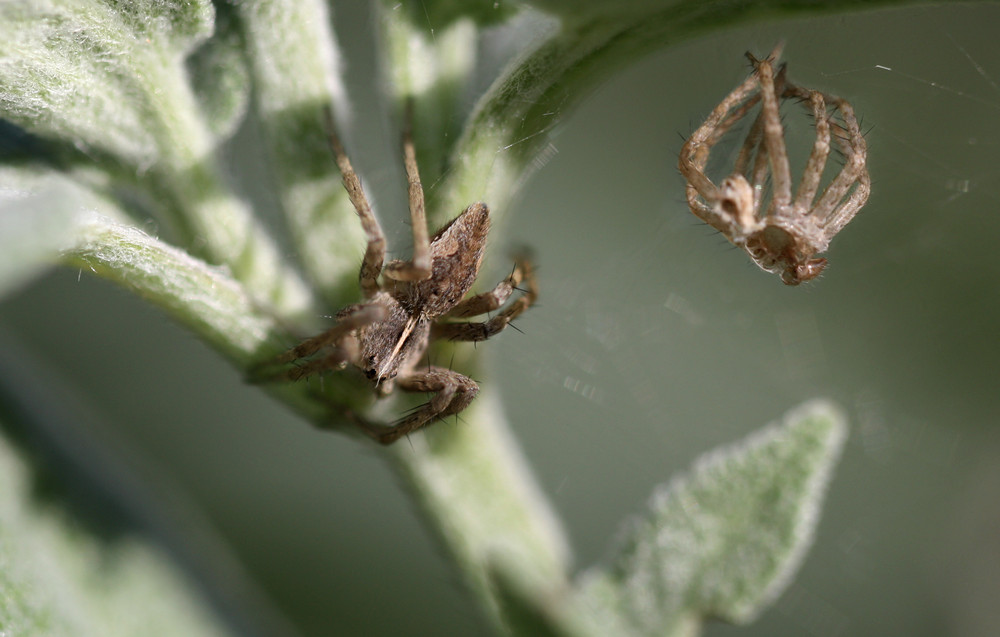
[678,44,870,285]
[256,104,537,445]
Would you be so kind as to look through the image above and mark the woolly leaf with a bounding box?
[579,401,847,635]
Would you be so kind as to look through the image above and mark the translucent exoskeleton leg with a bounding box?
[750,50,793,214]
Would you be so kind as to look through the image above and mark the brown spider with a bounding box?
[257,105,537,445]
[679,44,870,285]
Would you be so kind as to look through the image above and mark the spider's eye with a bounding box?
[364,368,378,380]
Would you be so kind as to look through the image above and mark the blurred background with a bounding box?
[2,2,999,635]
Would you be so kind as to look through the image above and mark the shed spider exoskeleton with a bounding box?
[679,44,870,285]
[258,105,537,445]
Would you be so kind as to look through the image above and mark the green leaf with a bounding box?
[579,400,847,635]
[381,2,480,203]
[231,0,365,305]
[65,212,279,366]
[0,168,278,365]
[0,423,234,637]
[0,0,314,316]
[388,0,517,32]
[0,174,88,299]
[186,7,251,140]
[0,0,212,170]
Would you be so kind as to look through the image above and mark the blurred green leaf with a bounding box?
[0,0,212,170]
[186,7,251,140]
[231,0,364,305]
[387,0,517,32]
[579,401,847,635]
[0,168,277,365]
[0,0,314,315]
[0,422,234,637]
[0,175,85,298]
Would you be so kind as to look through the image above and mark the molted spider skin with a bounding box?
[678,45,870,285]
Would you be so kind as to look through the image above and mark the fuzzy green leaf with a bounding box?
[0,168,278,364]
[186,7,251,140]
[0,0,314,316]
[0,175,85,298]
[0,423,234,637]
[388,0,517,32]
[0,0,212,170]
[381,4,480,200]
[231,0,365,305]
[579,401,847,635]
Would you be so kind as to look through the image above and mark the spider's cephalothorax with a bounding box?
[257,106,537,445]
[679,45,870,285]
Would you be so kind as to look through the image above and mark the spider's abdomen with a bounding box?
[408,203,490,317]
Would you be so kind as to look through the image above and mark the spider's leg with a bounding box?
[364,367,480,444]
[282,339,359,382]
[679,83,763,237]
[383,98,433,282]
[686,187,736,236]
[810,96,869,232]
[823,169,870,242]
[733,109,765,177]
[750,127,771,215]
[679,69,764,203]
[745,42,785,68]
[323,106,386,299]
[444,252,533,319]
[753,51,793,214]
[432,255,538,342]
[249,304,385,382]
[787,86,831,213]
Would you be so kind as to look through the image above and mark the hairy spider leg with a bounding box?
[790,88,832,213]
[431,254,538,342]
[368,367,480,444]
[323,106,386,299]
[681,71,764,193]
[382,98,433,282]
[814,97,870,236]
[251,304,386,381]
[750,50,793,215]
[735,65,791,216]
[679,45,786,233]
[445,256,530,318]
